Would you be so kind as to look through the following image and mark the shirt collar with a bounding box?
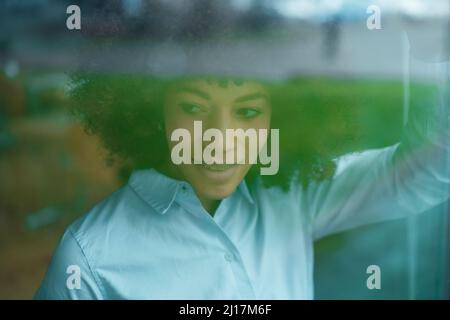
[128,168,254,215]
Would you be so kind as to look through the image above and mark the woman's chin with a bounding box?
[192,178,236,200]
[187,164,244,198]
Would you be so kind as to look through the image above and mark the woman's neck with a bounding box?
[156,162,220,216]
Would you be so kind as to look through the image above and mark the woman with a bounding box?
[35,73,449,299]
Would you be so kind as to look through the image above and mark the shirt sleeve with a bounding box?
[34,228,105,300]
[306,74,450,241]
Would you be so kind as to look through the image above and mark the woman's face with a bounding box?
[163,78,271,205]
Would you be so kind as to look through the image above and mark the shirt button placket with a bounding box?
[222,249,256,299]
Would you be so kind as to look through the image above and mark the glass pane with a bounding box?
[0,0,449,299]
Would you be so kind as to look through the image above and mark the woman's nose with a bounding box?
[202,108,235,151]
[204,107,235,135]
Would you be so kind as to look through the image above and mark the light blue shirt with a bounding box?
[35,136,449,299]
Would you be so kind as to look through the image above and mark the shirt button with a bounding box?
[224,253,233,262]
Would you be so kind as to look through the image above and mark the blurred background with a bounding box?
[0,0,449,299]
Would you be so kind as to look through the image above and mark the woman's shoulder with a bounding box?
[66,180,161,254]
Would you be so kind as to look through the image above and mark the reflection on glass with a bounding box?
[0,0,449,299]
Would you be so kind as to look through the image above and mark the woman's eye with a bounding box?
[180,103,203,115]
[236,107,262,119]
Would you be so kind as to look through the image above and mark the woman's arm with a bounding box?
[305,64,450,241]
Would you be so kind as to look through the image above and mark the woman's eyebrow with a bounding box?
[234,92,269,103]
[177,86,211,100]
